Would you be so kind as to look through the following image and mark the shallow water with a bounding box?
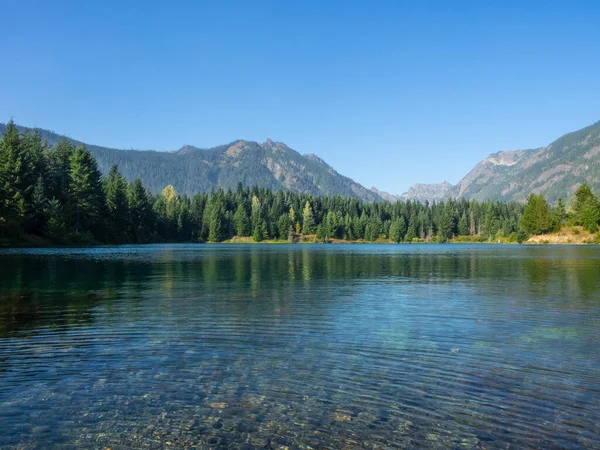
[0,244,599,449]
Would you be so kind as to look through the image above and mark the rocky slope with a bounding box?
[399,181,454,203]
[403,120,600,203]
[0,125,383,202]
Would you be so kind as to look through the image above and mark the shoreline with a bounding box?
[2,227,598,248]
[2,239,598,249]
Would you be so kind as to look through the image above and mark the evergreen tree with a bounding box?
[389,217,406,243]
[47,139,75,205]
[277,213,292,239]
[250,195,263,240]
[458,212,468,236]
[30,176,48,233]
[128,177,153,242]
[572,183,596,222]
[580,197,600,233]
[46,198,67,241]
[439,202,457,240]
[233,202,250,236]
[405,214,417,242]
[105,164,129,242]
[0,121,26,230]
[302,201,315,234]
[68,145,105,238]
[189,194,205,241]
[204,193,227,242]
[553,197,568,228]
[520,193,552,235]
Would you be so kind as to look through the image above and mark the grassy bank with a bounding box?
[526,226,600,245]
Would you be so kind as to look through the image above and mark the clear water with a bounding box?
[0,244,599,449]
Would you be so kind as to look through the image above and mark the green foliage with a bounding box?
[572,183,596,222]
[517,228,529,244]
[580,198,600,233]
[69,145,105,238]
[127,178,154,242]
[389,217,406,243]
[520,194,553,235]
[553,197,568,228]
[204,190,228,242]
[105,164,129,242]
[233,202,250,236]
[302,201,315,235]
[18,121,600,246]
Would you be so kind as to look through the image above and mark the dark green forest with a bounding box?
[1,121,598,245]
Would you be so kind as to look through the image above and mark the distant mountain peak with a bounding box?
[400,181,454,203]
[370,187,400,202]
[401,119,600,203]
[177,144,202,154]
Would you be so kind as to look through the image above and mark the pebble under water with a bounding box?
[0,244,599,449]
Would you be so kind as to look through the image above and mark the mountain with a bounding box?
[402,120,600,203]
[399,181,453,203]
[369,187,401,203]
[0,124,383,202]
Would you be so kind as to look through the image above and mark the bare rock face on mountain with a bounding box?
[454,120,600,202]
[368,187,400,202]
[400,181,454,203]
[3,118,599,204]
[402,120,600,203]
[0,125,383,202]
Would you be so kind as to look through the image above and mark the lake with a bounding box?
[0,244,599,449]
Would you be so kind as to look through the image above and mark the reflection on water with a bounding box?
[0,244,599,449]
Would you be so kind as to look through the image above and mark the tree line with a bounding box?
[1,121,598,245]
[519,184,600,240]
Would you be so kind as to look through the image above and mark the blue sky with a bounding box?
[1,0,599,194]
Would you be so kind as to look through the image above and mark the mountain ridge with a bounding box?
[0,123,383,202]
[401,119,600,203]
[3,118,599,204]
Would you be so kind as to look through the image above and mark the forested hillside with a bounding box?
[1,121,537,245]
[0,124,381,202]
[402,119,600,203]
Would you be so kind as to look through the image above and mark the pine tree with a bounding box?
[0,121,26,230]
[47,139,75,205]
[520,193,552,235]
[405,214,417,242]
[30,176,48,233]
[250,195,262,239]
[177,197,192,240]
[105,164,129,242]
[252,219,264,242]
[458,212,468,236]
[128,177,153,242]
[439,202,457,240]
[389,217,406,243]
[277,213,292,239]
[204,194,227,242]
[45,198,67,241]
[302,201,315,234]
[68,145,105,238]
[572,183,596,222]
[189,194,205,241]
[580,198,600,233]
[233,202,250,236]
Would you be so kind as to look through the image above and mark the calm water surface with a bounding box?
[0,244,599,449]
